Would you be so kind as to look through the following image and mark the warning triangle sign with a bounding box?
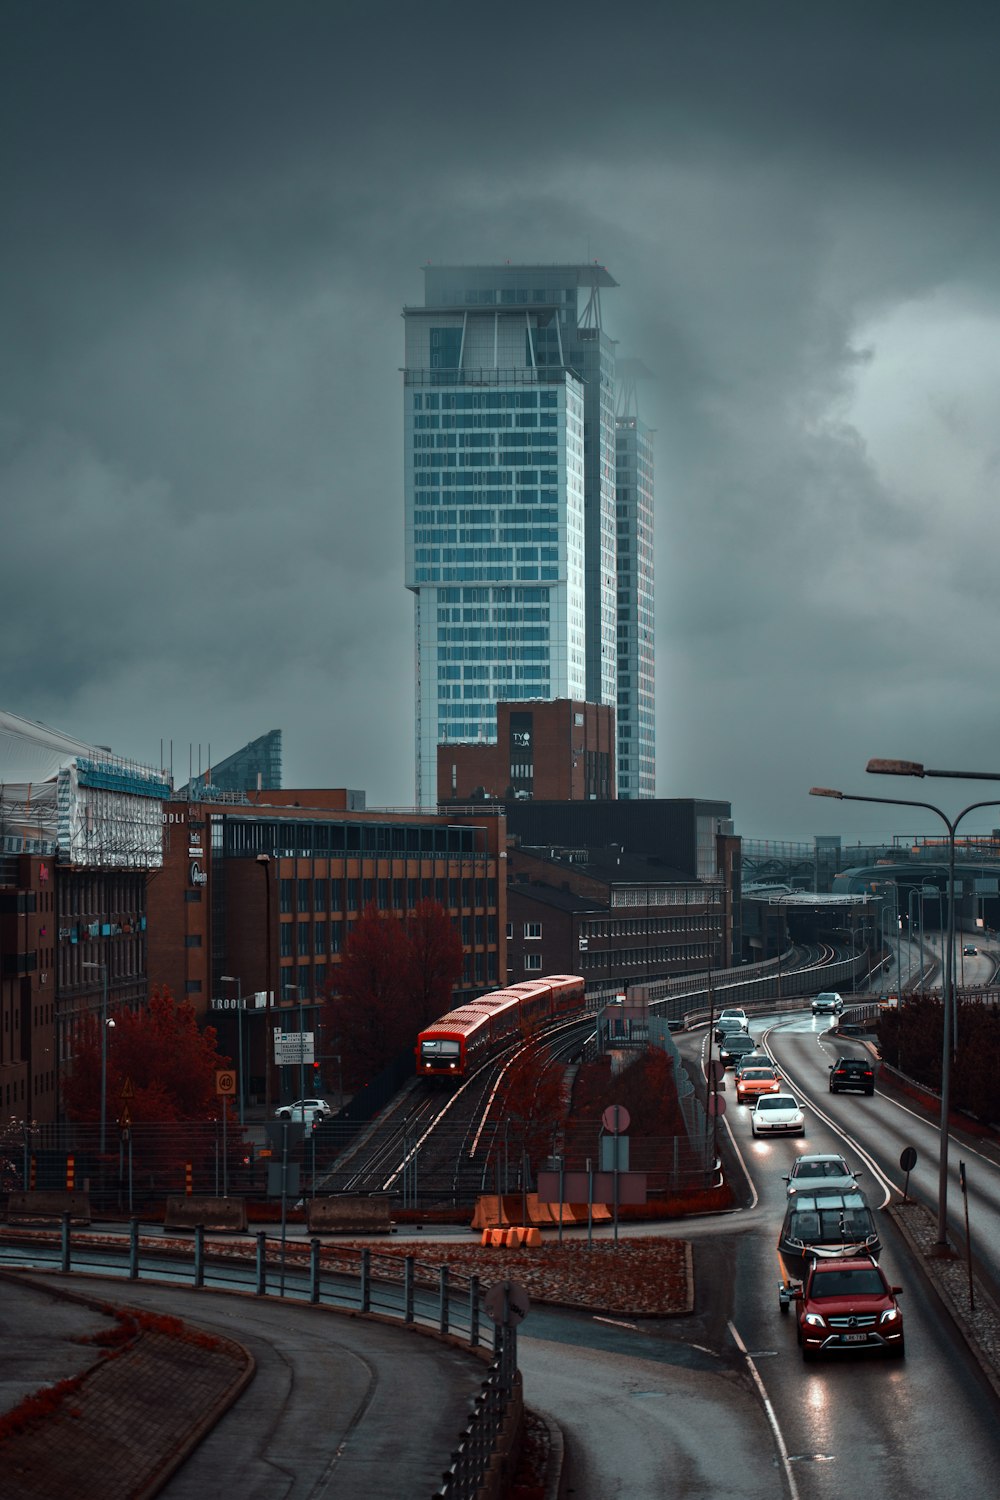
[120,1076,135,1099]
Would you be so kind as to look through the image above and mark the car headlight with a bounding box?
[880,1307,900,1324]
[804,1313,826,1327]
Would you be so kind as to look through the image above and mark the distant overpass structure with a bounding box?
[744,833,1000,936]
[741,883,880,960]
[742,837,894,891]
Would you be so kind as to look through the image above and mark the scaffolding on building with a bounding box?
[0,709,168,870]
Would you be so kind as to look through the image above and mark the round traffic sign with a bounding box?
[483,1280,531,1326]
[900,1146,918,1172]
[707,1092,727,1117]
[602,1104,631,1134]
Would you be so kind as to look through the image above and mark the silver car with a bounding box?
[811,992,844,1015]
[784,1152,860,1195]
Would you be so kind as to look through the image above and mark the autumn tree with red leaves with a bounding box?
[494,1042,567,1170]
[323,904,411,1088]
[323,901,465,1089]
[62,984,228,1127]
[403,899,464,1031]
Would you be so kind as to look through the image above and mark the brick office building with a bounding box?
[0,852,58,1125]
[506,845,734,991]
[1,711,167,1125]
[146,789,507,1104]
[438,699,615,805]
[503,798,741,991]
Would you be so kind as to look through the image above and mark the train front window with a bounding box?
[421,1039,460,1060]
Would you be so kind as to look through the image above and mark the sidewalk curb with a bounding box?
[887,1201,1000,1401]
[530,1407,565,1500]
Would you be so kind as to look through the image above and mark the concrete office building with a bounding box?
[403,263,638,806]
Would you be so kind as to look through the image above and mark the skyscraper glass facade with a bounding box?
[615,415,656,797]
[404,264,651,806]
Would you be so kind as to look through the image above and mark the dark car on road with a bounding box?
[777,1189,882,1284]
[829,1056,875,1095]
[719,1032,758,1067]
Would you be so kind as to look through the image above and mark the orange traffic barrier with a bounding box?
[505,1226,526,1247]
[489,1228,506,1247]
[523,1227,542,1247]
[481,1228,492,1246]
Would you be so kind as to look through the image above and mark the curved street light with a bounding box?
[81,961,109,1154]
[220,976,244,1125]
[811,773,1000,1251]
[256,854,274,1113]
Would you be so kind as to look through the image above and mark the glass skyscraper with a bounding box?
[403,263,651,807]
[615,361,656,799]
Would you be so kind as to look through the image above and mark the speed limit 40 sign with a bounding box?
[215,1069,237,1096]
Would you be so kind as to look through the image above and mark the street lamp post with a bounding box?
[256,854,273,1113]
[220,976,244,1125]
[81,962,109,1154]
[811,770,1000,1251]
[284,982,304,1105]
[876,880,904,994]
[907,886,940,989]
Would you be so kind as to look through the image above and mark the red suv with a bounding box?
[794,1256,904,1360]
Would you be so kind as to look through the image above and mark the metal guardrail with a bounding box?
[0,1218,518,1500]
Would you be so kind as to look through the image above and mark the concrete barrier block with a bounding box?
[163,1196,248,1232]
[306,1196,393,1235]
[5,1191,91,1225]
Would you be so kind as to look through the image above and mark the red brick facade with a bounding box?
[438,699,615,804]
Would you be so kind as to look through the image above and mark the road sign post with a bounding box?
[602,1105,631,1246]
[899,1145,917,1203]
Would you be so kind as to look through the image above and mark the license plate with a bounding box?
[842,1332,868,1344]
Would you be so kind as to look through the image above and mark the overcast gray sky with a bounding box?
[5,1,1000,843]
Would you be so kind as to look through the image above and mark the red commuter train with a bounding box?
[415,974,587,1080]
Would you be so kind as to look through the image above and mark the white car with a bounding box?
[274,1098,332,1122]
[784,1153,860,1195]
[811,992,844,1015]
[751,1093,805,1137]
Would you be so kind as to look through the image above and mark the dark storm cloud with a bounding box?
[5,1,1000,837]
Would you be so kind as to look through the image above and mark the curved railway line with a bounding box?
[308,945,859,1213]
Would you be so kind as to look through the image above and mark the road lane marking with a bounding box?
[728,1318,801,1500]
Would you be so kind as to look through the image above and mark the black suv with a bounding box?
[829,1056,875,1095]
[719,1032,757,1067]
